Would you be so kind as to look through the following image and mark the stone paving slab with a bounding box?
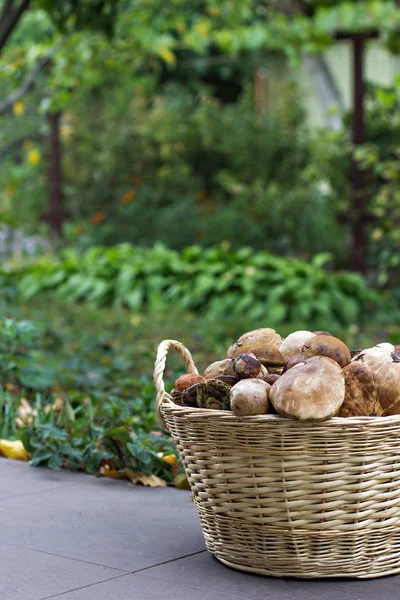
[39,572,246,600]
[1,459,400,600]
[0,460,204,572]
[0,457,77,500]
[138,549,400,600]
[0,542,124,600]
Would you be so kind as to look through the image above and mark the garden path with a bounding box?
[0,459,399,599]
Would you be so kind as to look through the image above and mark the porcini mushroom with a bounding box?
[234,353,263,379]
[352,350,400,415]
[279,330,315,362]
[338,360,382,417]
[301,335,351,368]
[182,379,231,410]
[173,374,205,393]
[227,328,282,358]
[270,356,345,422]
[204,358,235,379]
[230,378,271,416]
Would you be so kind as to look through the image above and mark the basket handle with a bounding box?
[154,339,199,431]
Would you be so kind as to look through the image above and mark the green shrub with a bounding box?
[2,243,385,330]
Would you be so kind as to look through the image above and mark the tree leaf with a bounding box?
[124,469,166,487]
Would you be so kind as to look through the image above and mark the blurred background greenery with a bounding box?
[1,1,400,476]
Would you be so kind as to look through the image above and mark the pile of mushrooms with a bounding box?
[171,328,400,422]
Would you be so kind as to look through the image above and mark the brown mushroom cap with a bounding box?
[313,331,333,337]
[227,328,282,358]
[279,331,315,362]
[269,356,345,422]
[230,378,271,416]
[230,343,284,367]
[204,359,235,379]
[283,353,305,373]
[353,350,400,416]
[338,361,382,417]
[173,374,205,393]
[213,375,239,386]
[234,353,263,379]
[263,373,281,385]
[181,379,231,410]
[301,335,351,368]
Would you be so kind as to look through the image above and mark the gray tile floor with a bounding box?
[1,459,399,600]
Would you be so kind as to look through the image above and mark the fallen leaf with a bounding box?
[0,439,30,461]
[101,464,125,479]
[124,469,166,487]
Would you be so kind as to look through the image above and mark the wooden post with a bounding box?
[350,34,367,273]
[42,111,67,236]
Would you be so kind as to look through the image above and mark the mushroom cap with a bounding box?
[263,373,281,385]
[230,343,284,367]
[338,360,382,417]
[279,331,315,362]
[230,378,271,417]
[301,335,351,368]
[182,379,231,410]
[283,353,306,373]
[352,350,400,415]
[270,356,345,422]
[227,328,282,358]
[352,344,397,363]
[234,353,262,379]
[313,331,333,337]
[375,342,395,353]
[204,358,235,379]
[214,375,239,387]
[173,374,205,393]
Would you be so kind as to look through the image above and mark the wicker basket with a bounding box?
[154,339,400,579]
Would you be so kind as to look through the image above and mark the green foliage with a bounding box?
[56,82,344,258]
[1,243,384,330]
[0,306,180,480]
[352,82,400,289]
[38,0,121,38]
[0,318,39,382]
[307,81,400,286]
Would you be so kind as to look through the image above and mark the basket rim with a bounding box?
[162,392,400,427]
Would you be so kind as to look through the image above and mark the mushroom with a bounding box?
[338,360,382,417]
[283,353,305,373]
[375,342,395,353]
[269,356,345,422]
[234,353,263,379]
[204,358,235,379]
[352,350,400,415]
[263,373,281,385]
[279,330,315,362]
[173,374,205,393]
[301,335,351,368]
[230,378,271,416]
[313,331,333,336]
[227,328,283,358]
[229,343,284,367]
[182,379,231,410]
[214,375,239,386]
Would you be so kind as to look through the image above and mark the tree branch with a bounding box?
[0,1,15,23]
[0,0,31,55]
[0,37,65,115]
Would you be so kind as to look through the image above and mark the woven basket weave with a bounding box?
[154,339,400,579]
